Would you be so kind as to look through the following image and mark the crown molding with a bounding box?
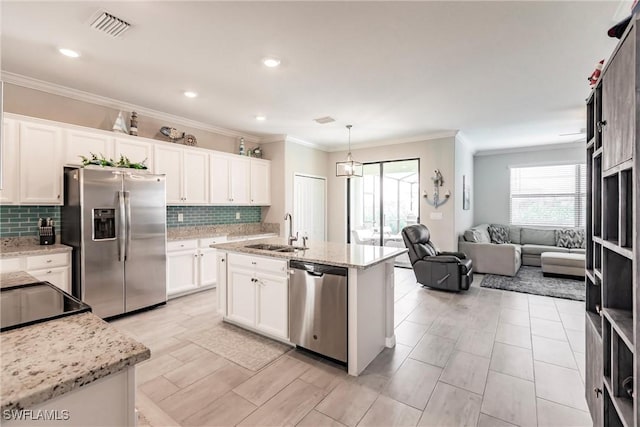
[285,135,328,151]
[326,130,458,152]
[454,131,477,154]
[1,71,263,143]
[474,141,584,157]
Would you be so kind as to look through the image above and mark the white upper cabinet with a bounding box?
[114,138,153,170]
[155,145,209,205]
[18,121,63,205]
[154,144,183,204]
[183,150,209,204]
[250,158,271,206]
[210,153,250,205]
[63,129,114,167]
[0,119,18,204]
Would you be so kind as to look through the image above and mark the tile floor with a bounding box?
[111,268,592,427]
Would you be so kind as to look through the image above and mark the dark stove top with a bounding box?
[0,281,91,332]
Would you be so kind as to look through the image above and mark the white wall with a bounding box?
[473,142,586,225]
[327,136,458,252]
[454,134,474,240]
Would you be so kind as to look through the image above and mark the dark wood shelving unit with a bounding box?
[585,13,638,427]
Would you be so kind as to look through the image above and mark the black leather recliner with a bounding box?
[401,224,473,291]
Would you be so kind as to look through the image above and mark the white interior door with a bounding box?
[293,174,326,242]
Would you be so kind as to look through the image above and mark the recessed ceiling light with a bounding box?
[256,115,267,121]
[262,57,281,68]
[184,91,198,98]
[59,48,80,58]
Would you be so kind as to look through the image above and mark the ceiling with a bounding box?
[0,1,624,151]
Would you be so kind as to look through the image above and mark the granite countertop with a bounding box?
[168,231,277,242]
[0,244,72,258]
[212,237,408,270]
[1,313,150,411]
[0,271,39,288]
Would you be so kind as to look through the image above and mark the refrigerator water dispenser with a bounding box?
[93,209,115,240]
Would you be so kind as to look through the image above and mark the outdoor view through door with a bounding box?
[348,159,419,267]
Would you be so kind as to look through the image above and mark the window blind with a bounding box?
[510,164,586,227]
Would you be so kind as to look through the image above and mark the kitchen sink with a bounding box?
[245,243,305,252]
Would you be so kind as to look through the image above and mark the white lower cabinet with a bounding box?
[1,251,71,293]
[226,253,288,339]
[166,237,227,298]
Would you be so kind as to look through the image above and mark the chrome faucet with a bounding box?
[284,213,298,245]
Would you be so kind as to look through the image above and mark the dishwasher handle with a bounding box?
[289,260,348,277]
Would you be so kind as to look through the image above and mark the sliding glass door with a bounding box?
[348,159,419,266]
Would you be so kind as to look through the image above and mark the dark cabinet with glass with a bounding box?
[585,13,638,427]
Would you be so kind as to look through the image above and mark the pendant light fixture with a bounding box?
[336,125,363,177]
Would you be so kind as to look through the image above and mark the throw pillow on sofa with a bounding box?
[555,228,585,248]
[488,224,511,244]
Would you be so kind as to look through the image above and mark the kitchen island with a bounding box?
[0,272,149,426]
[212,237,407,376]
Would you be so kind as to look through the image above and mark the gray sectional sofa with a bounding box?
[458,224,585,277]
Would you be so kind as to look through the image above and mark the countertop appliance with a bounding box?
[289,260,348,363]
[1,281,91,332]
[62,167,167,319]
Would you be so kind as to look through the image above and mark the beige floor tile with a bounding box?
[233,355,311,406]
[358,395,421,427]
[428,315,466,340]
[418,382,482,427]
[297,410,346,427]
[395,321,430,347]
[169,342,211,363]
[566,328,586,353]
[554,299,585,315]
[365,343,413,377]
[139,375,179,403]
[299,361,347,395]
[137,353,183,385]
[382,358,442,410]
[455,329,495,358]
[536,398,592,426]
[238,379,324,426]
[499,307,530,327]
[143,336,187,356]
[575,352,586,382]
[534,361,588,411]
[477,413,516,427]
[480,371,537,427]
[163,352,229,388]
[489,342,534,381]
[182,391,256,426]
[316,381,378,426]
[500,293,529,311]
[532,335,577,369]
[440,351,490,394]
[158,364,252,422]
[405,306,440,326]
[529,304,561,321]
[350,369,389,393]
[409,333,456,367]
[527,294,557,307]
[559,312,585,332]
[495,322,531,349]
[136,391,180,427]
[530,317,567,341]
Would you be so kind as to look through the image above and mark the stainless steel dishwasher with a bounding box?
[289,260,348,363]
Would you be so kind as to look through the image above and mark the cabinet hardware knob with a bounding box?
[221,259,225,263]
[597,120,607,132]
[46,260,52,263]
[194,254,198,257]
[57,195,61,199]
[593,388,602,397]
[46,270,52,274]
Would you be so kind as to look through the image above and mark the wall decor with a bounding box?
[160,126,185,143]
[112,111,128,133]
[423,169,450,208]
[80,153,148,170]
[129,111,138,136]
[184,134,197,146]
[463,175,471,210]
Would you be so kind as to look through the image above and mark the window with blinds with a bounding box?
[510,164,586,227]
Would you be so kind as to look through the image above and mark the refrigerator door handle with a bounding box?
[118,191,126,262]
[124,191,132,261]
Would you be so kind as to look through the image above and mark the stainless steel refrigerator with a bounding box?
[62,167,167,318]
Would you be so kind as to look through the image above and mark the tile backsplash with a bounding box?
[0,205,263,237]
[0,206,61,237]
[166,206,262,227]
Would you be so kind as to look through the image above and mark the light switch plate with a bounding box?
[430,212,443,220]
[236,212,241,220]
[177,213,184,222]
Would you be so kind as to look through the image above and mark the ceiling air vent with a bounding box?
[90,12,131,38]
[314,116,335,124]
